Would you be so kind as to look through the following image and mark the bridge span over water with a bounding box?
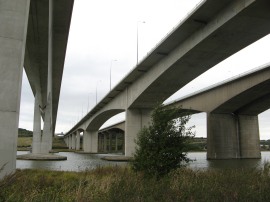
[0,0,73,179]
[65,63,270,159]
[1,0,270,179]
[65,0,270,158]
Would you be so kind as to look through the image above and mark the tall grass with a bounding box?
[1,165,270,201]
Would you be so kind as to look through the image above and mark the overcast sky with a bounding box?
[19,0,270,139]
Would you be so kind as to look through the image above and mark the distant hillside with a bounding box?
[18,128,33,137]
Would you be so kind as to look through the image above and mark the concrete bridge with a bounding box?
[168,63,270,159]
[0,0,73,179]
[65,63,270,159]
[65,0,270,157]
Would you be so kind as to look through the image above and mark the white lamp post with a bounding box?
[137,21,145,65]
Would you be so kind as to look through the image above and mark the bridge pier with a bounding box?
[71,133,76,150]
[83,130,98,153]
[76,131,80,150]
[0,0,30,179]
[32,94,42,153]
[68,135,72,149]
[238,115,261,159]
[207,113,260,159]
[125,109,151,156]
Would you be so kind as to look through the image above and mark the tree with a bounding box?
[131,103,195,179]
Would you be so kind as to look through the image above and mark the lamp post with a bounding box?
[110,59,117,91]
[96,80,102,105]
[137,21,145,65]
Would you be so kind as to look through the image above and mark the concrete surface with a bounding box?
[65,0,270,159]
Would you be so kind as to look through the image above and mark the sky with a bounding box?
[19,0,270,139]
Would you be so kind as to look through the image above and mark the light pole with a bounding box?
[110,59,117,91]
[96,80,102,105]
[137,21,145,65]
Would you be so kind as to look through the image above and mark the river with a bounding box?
[16,151,270,171]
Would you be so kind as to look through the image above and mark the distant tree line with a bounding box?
[18,128,33,137]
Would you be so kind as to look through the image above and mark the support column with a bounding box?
[83,131,91,152]
[32,95,42,153]
[0,0,30,179]
[91,131,98,153]
[75,131,80,150]
[103,133,107,153]
[125,108,152,156]
[64,136,68,146]
[68,135,72,149]
[40,93,53,153]
[115,133,118,152]
[83,130,98,153]
[207,113,240,159]
[238,115,261,158]
[71,133,76,149]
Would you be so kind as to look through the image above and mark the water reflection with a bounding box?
[187,152,269,170]
[17,151,270,171]
[17,151,127,172]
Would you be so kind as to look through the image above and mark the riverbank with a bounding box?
[1,165,270,201]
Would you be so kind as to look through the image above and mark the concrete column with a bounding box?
[207,113,240,159]
[40,0,53,154]
[91,131,98,153]
[238,115,261,158]
[103,133,107,152]
[0,0,30,179]
[75,131,80,150]
[125,108,152,156]
[109,133,112,152]
[32,95,42,153]
[64,137,68,146]
[83,130,98,153]
[40,93,53,153]
[83,131,91,152]
[68,135,72,149]
[115,133,118,152]
[71,133,76,149]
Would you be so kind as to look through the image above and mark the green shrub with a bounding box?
[131,104,195,179]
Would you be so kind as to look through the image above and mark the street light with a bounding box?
[110,59,117,91]
[96,80,102,105]
[137,21,145,65]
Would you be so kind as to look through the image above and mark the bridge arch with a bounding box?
[83,109,125,153]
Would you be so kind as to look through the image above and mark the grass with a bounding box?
[17,136,68,151]
[1,165,270,201]
[17,137,32,148]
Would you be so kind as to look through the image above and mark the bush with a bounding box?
[131,104,195,179]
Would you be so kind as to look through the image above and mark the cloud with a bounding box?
[19,0,270,140]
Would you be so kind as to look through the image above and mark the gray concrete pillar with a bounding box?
[238,115,261,158]
[64,137,68,145]
[71,133,76,149]
[75,131,80,150]
[83,130,98,153]
[91,131,98,153]
[83,131,91,152]
[103,133,107,152]
[125,108,152,156]
[32,95,42,153]
[0,0,30,179]
[207,113,240,159]
[115,133,118,152]
[68,135,72,149]
[39,0,54,154]
[40,93,53,153]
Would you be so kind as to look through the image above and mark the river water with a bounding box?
[16,151,270,172]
